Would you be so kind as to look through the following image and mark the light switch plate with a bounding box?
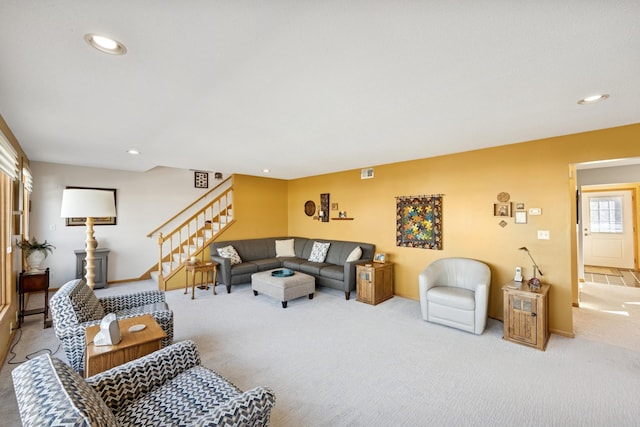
[537,230,550,240]
[529,208,542,215]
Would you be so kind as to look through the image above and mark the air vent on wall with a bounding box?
[361,167,374,179]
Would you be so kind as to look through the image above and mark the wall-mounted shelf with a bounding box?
[331,218,354,220]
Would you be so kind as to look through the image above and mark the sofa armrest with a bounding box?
[211,255,232,286]
[195,386,276,426]
[87,340,201,411]
[99,290,166,312]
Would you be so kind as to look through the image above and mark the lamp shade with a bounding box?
[60,189,116,218]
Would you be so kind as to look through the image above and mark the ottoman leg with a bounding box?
[282,301,288,309]
[309,293,314,299]
[253,290,258,296]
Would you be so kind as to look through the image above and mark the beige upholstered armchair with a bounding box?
[418,257,491,334]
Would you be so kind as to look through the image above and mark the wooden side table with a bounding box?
[356,262,394,305]
[502,281,550,351]
[18,268,50,328]
[84,314,166,377]
[185,260,218,299]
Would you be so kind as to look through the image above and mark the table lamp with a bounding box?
[60,189,116,289]
[518,246,543,290]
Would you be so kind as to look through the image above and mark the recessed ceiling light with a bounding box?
[127,149,140,155]
[263,169,271,173]
[577,94,609,105]
[84,33,127,55]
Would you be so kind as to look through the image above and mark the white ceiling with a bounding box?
[1,1,639,180]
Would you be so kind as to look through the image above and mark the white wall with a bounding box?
[29,162,211,287]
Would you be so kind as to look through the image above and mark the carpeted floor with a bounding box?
[1,280,640,426]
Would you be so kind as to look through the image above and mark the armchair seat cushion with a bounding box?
[427,286,475,310]
[115,366,243,425]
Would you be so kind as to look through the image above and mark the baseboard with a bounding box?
[550,328,575,338]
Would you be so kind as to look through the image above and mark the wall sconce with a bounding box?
[519,246,543,291]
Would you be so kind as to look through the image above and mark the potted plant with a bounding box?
[16,237,56,271]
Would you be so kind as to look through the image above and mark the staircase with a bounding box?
[147,177,234,290]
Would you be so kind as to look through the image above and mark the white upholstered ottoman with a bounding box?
[251,269,315,308]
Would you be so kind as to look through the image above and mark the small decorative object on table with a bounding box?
[271,268,295,277]
[374,252,386,263]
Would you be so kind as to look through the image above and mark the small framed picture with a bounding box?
[331,203,339,210]
[515,203,525,210]
[515,211,527,224]
[374,252,386,263]
[494,202,511,217]
[194,171,208,189]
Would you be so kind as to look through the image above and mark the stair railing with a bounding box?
[147,176,234,289]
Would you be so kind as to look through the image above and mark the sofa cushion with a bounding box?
[346,246,362,262]
[282,258,307,270]
[275,239,296,257]
[300,261,332,276]
[12,354,117,427]
[320,265,344,280]
[253,258,283,271]
[231,262,259,275]
[217,245,242,265]
[70,281,105,323]
[308,242,331,262]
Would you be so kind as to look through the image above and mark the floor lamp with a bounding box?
[60,189,116,289]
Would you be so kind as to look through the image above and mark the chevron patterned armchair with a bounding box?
[12,340,276,426]
[50,279,174,372]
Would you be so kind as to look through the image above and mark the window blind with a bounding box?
[22,167,33,193]
[0,130,18,180]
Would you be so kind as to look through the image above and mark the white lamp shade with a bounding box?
[60,189,116,218]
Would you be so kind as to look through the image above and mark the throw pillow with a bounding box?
[308,241,331,263]
[217,245,242,265]
[346,246,362,262]
[275,239,296,257]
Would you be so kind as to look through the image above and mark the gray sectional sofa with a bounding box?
[210,237,375,300]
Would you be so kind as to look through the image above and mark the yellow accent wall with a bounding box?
[287,123,640,337]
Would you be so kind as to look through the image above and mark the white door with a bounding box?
[582,190,635,269]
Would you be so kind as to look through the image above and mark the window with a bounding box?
[589,196,623,233]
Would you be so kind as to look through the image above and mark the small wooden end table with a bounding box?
[185,260,219,299]
[84,314,166,377]
[18,268,51,328]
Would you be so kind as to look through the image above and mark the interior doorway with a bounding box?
[581,188,635,269]
[572,159,640,345]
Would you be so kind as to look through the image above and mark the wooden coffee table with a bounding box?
[84,314,166,377]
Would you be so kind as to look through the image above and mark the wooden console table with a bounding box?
[185,260,219,299]
[84,314,166,377]
[18,268,50,328]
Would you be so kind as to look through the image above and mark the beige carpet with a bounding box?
[2,280,640,426]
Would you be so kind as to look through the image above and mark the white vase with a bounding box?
[26,251,46,271]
